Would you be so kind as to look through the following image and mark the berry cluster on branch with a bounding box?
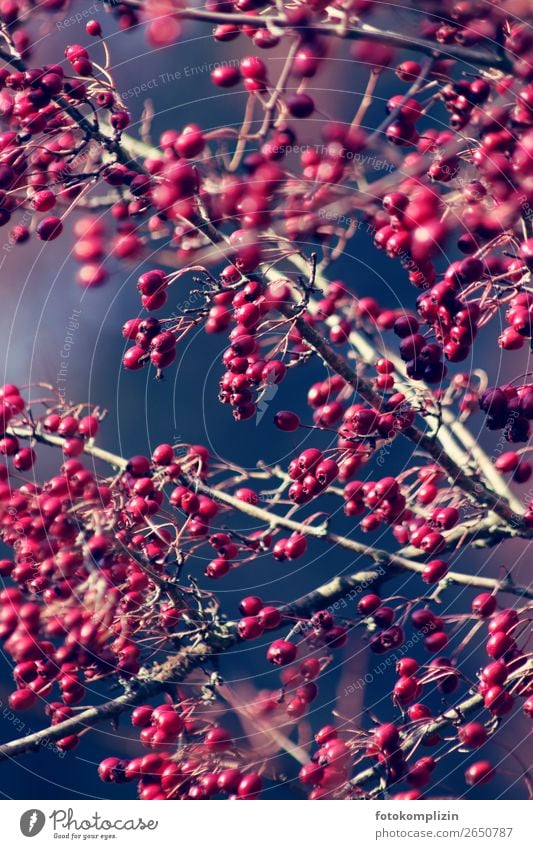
[0,0,531,800]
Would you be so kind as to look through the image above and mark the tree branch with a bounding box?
[4,17,516,530]
[0,565,386,763]
[278,304,524,532]
[350,659,532,793]
[102,3,512,72]
[7,425,532,599]
[0,47,146,174]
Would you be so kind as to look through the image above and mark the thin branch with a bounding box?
[349,691,483,792]
[0,641,225,763]
[351,661,533,793]
[0,565,386,763]
[7,425,532,599]
[102,3,512,72]
[0,48,146,174]
[277,303,524,532]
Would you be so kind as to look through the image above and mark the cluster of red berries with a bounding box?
[343,475,407,534]
[99,709,263,800]
[0,0,532,805]
[499,290,533,352]
[216,278,292,421]
[285,448,339,505]
[341,464,460,552]
[122,314,177,374]
[0,23,155,245]
[0,390,228,734]
[39,409,100,458]
[71,215,132,289]
[426,10,531,83]
[291,592,531,798]
[299,380,414,460]
[494,450,532,485]
[259,655,323,722]
[479,382,533,444]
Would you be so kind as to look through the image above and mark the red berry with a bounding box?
[239,596,263,616]
[98,757,124,782]
[131,705,153,728]
[14,447,36,471]
[486,631,514,659]
[266,639,297,666]
[238,616,264,640]
[240,56,267,80]
[488,609,518,634]
[481,660,508,686]
[484,685,514,716]
[258,606,281,629]
[374,723,400,751]
[37,216,63,241]
[357,594,381,616]
[86,20,102,37]
[285,533,307,559]
[422,559,449,583]
[472,593,497,618]
[287,94,314,118]
[237,773,262,799]
[211,66,241,87]
[458,722,488,749]
[299,763,324,786]
[204,727,232,752]
[424,631,448,652]
[9,688,36,710]
[465,760,495,786]
[205,558,231,579]
[274,410,300,431]
[393,675,422,705]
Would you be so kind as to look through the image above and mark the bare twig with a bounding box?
[7,425,532,599]
[102,3,512,72]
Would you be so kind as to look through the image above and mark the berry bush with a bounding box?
[0,0,531,801]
